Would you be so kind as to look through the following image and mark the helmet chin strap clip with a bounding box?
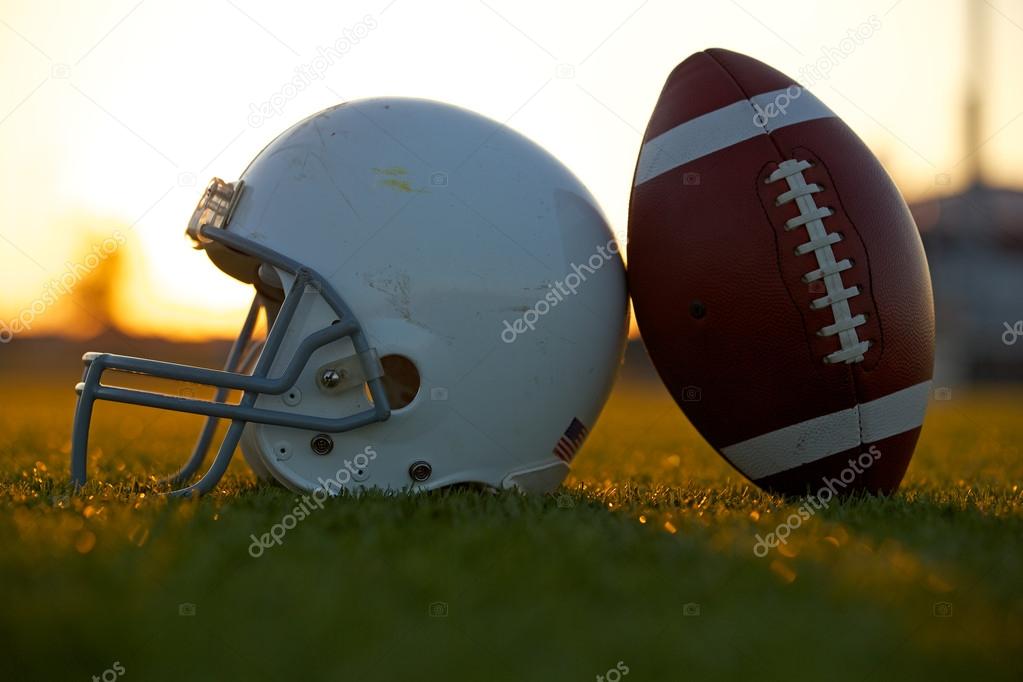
[315,350,383,395]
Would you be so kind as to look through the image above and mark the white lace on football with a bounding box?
[766,159,870,364]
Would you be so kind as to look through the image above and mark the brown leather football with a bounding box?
[628,49,935,496]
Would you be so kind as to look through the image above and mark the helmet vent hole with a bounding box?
[374,354,420,410]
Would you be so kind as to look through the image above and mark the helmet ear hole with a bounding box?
[375,354,420,409]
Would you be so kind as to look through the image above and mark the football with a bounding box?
[628,49,935,496]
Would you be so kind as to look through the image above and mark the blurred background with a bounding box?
[0,0,1021,385]
[2,6,1020,677]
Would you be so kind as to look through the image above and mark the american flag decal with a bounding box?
[553,418,589,464]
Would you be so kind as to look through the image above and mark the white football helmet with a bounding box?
[71,98,628,496]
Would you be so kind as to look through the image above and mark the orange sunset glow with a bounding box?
[2,0,1022,340]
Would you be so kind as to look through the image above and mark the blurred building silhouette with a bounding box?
[910,0,1023,384]
[915,185,1023,383]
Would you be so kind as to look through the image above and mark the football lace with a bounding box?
[766,159,871,364]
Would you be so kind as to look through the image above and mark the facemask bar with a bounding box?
[70,225,392,497]
[158,294,263,487]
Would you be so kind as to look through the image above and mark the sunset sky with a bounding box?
[1,0,1021,340]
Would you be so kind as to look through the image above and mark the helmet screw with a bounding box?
[320,368,343,388]
[409,460,432,483]
[310,434,334,456]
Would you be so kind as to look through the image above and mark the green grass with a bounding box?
[1,377,1021,681]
